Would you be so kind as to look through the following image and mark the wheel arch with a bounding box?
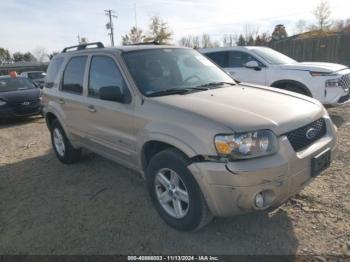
[45,111,58,130]
[141,140,195,174]
[270,79,313,97]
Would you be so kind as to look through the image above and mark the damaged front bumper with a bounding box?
[187,117,337,217]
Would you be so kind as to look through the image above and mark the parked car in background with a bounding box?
[0,74,42,119]
[20,71,46,88]
[43,42,337,231]
[201,47,350,106]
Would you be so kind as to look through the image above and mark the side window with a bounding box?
[45,57,64,88]
[228,51,260,68]
[205,52,228,67]
[62,56,87,94]
[88,56,130,102]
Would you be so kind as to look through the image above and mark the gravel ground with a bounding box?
[0,105,349,256]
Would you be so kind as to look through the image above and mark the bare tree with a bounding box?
[80,37,88,44]
[122,26,145,45]
[243,24,260,42]
[179,35,200,48]
[313,0,332,31]
[332,19,345,31]
[201,34,212,48]
[33,46,48,62]
[48,51,59,60]
[222,34,237,47]
[295,20,307,34]
[200,34,220,48]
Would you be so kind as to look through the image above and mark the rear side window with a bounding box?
[45,58,64,88]
[205,52,228,67]
[62,56,87,94]
[88,56,130,102]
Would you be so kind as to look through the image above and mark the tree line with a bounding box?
[1,0,349,64]
[0,46,59,65]
[123,0,350,49]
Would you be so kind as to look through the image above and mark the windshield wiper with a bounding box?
[196,82,236,89]
[147,87,209,97]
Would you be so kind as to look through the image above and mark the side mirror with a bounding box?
[99,86,124,103]
[244,61,261,71]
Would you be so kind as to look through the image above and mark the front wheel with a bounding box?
[50,119,81,164]
[281,83,311,97]
[146,148,212,231]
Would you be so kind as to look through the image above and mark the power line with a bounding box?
[104,9,118,46]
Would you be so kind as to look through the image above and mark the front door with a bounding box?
[83,54,137,168]
[225,51,267,85]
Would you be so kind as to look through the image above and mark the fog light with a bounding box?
[255,193,264,208]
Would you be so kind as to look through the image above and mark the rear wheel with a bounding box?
[50,119,81,164]
[146,148,212,231]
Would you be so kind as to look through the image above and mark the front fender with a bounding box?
[136,121,219,167]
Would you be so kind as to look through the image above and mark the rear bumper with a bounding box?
[188,117,337,217]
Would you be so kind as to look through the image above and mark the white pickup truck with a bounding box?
[201,46,350,106]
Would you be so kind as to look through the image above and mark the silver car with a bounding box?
[42,42,337,231]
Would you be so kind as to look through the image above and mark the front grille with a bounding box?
[340,74,350,90]
[284,118,327,152]
[14,99,40,107]
[13,99,41,116]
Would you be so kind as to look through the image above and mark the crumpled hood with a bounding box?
[280,62,348,73]
[151,85,324,135]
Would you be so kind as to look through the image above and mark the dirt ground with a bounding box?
[0,105,349,256]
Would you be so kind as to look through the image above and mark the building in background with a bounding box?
[0,62,49,76]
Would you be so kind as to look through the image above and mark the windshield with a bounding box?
[28,72,46,80]
[0,77,37,92]
[123,48,235,96]
[251,47,297,65]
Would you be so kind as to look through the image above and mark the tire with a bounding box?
[280,83,311,97]
[50,119,81,164]
[146,148,212,231]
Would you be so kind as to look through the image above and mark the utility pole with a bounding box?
[105,9,117,47]
[134,3,138,28]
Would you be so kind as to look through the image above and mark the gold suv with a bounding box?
[42,42,337,231]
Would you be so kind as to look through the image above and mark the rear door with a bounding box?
[58,55,89,138]
[82,54,137,168]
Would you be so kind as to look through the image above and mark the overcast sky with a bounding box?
[1,0,349,54]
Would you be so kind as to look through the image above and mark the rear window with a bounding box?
[205,51,228,67]
[62,56,87,94]
[0,77,36,92]
[28,72,46,80]
[45,57,64,88]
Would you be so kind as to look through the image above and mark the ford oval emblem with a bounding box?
[21,101,30,106]
[306,128,318,140]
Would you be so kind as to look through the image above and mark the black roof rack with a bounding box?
[62,42,104,53]
[126,41,160,46]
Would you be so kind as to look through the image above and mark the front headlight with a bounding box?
[0,100,7,106]
[325,78,342,88]
[214,130,278,159]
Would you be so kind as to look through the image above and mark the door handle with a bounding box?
[88,105,97,113]
[58,98,65,104]
[229,71,236,75]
